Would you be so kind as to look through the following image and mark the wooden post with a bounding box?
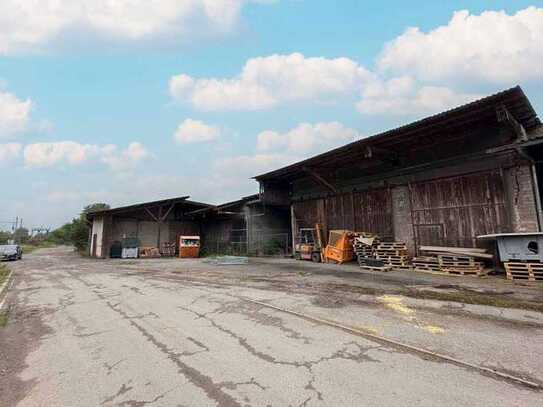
[157,206,162,248]
[290,204,297,255]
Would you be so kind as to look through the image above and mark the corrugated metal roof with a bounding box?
[186,193,260,217]
[254,86,540,182]
[86,196,213,218]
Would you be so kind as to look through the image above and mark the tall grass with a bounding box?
[0,264,9,286]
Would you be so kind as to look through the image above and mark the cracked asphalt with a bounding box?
[1,247,542,406]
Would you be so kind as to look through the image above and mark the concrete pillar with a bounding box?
[101,215,113,258]
[504,164,539,232]
[392,185,415,255]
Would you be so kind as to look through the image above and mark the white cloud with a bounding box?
[169,53,373,111]
[100,142,151,171]
[0,91,32,138]
[356,76,481,116]
[174,118,220,143]
[0,0,275,55]
[209,154,298,198]
[257,122,362,154]
[24,141,98,167]
[215,153,298,179]
[23,141,150,170]
[213,121,361,197]
[0,143,22,163]
[378,7,543,83]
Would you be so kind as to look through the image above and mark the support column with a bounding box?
[290,205,297,255]
[101,215,113,258]
[391,185,415,255]
[504,164,539,232]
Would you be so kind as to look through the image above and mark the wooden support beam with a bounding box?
[160,203,175,222]
[156,206,162,248]
[364,145,396,160]
[144,207,159,222]
[497,105,528,142]
[302,166,338,194]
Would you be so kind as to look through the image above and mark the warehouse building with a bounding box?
[254,86,543,255]
[87,197,209,258]
[87,194,290,258]
[89,86,543,258]
[190,194,291,256]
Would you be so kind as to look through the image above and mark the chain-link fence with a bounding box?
[249,232,290,257]
[200,230,291,257]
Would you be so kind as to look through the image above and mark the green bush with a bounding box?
[47,202,110,252]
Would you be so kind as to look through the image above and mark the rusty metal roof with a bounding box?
[254,86,540,182]
[186,193,260,217]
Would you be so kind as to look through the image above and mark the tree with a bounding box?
[83,203,110,214]
[48,202,110,253]
[0,231,11,244]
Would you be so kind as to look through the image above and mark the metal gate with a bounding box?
[409,171,508,251]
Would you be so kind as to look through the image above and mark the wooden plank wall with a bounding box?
[292,187,393,238]
[410,170,508,248]
[292,171,508,250]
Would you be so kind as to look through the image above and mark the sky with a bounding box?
[1,0,543,230]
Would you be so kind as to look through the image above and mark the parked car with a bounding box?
[0,244,22,261]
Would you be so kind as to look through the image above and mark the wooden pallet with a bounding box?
[354,246,374,257]
[374,250,408,256]
[359,265,392,272]
[438,255,476,265]
[504,262,543,281]
[412,256,441,272]
[376,255,410,266]
[376,243,407,250]
[139,247,161,258]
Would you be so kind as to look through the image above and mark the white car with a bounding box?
[0,244,23,261]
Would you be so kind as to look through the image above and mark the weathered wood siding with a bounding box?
[292,187,393,237]
[353,189,393,239]
[410,171,508,249]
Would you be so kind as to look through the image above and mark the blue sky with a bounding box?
[0,0,542,230]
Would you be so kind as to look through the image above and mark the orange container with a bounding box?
[179,236,200,258]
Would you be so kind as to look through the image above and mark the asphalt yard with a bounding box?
[1,247,542,406]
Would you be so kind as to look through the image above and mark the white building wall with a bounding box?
[91,217,104,257]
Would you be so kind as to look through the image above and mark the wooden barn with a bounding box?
[254,86,543,255]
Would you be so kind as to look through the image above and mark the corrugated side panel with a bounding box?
[410,171,508,249]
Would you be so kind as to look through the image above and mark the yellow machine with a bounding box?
[294,228,322,262]
[294,223,326,263]
[323,230,355,264]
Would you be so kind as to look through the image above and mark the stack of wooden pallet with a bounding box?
[504,262,543,281]
[353,234,393,272]
[139,246,161,258]
[414,246,491,276]
[160,242,176,257]
[353,234,379,259]
[412,256,441,273]
[438,254,484,275]
[374,242,411,270]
